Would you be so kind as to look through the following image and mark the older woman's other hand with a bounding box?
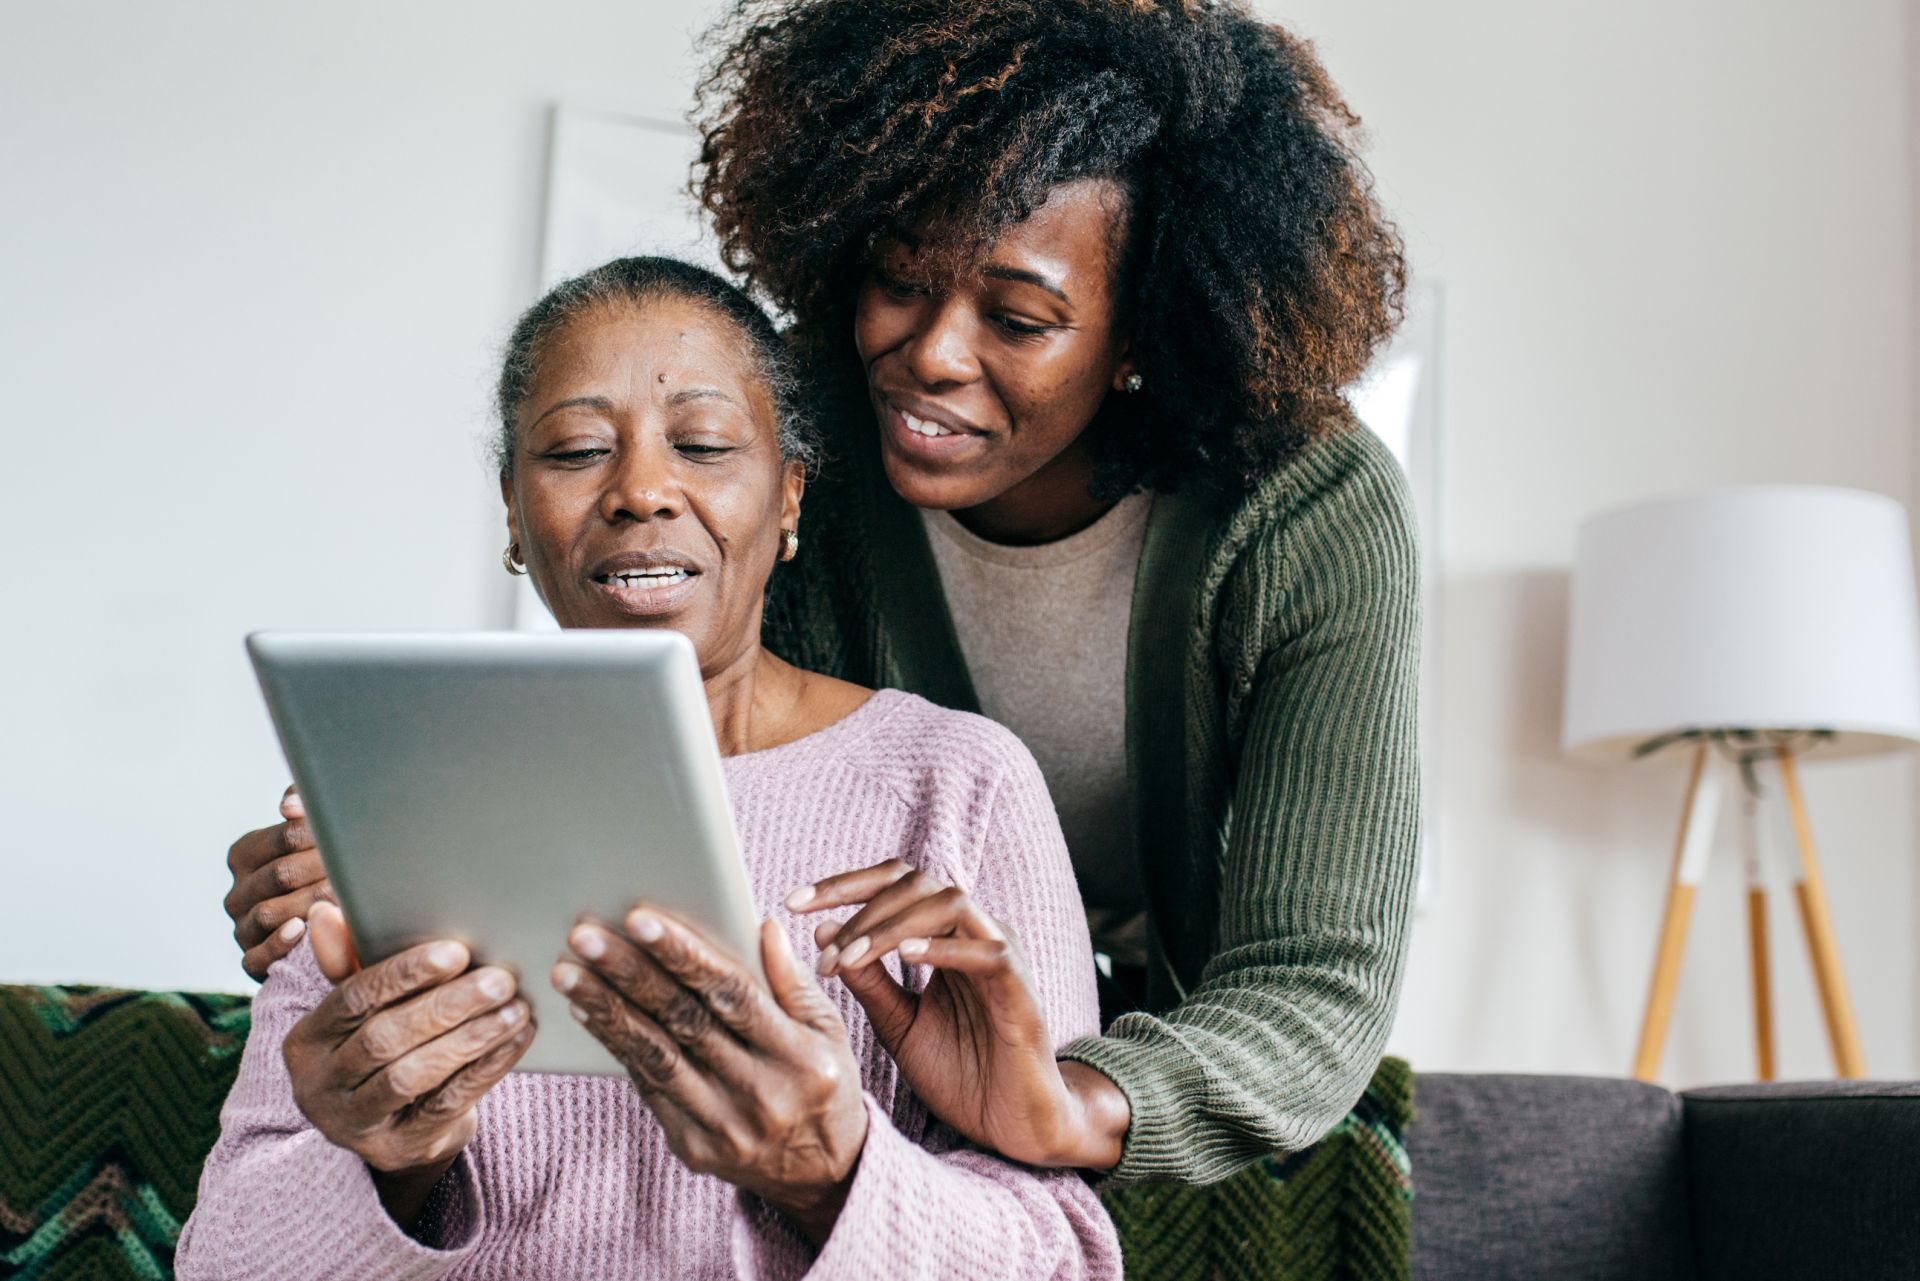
[284,903,533,1229]
[789,862,1129,1171]
[226,785,335,981]
[552,911,867,1247]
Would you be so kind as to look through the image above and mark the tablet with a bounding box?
[246,630,763,1075]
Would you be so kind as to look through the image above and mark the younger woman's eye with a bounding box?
[875,266,927,300]
[994,314,1054,337]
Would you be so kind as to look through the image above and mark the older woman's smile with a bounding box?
[587,548,703,618]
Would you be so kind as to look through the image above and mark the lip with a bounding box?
[875,392,988,464]
[878,389,986,436]
[584,549,704,619]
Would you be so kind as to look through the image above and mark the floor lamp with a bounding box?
[1561,486,1920,1083]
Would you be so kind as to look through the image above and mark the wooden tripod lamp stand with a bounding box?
[1562,487,1920,1084]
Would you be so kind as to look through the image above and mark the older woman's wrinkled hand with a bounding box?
[552,909,868,1247]
[284,903,534,1227]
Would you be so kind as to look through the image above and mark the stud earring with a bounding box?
[780,529,800,562]
[1123,372,1144,393]
[502,541,527,576]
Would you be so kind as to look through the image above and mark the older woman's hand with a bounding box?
[284,903,533,1228]
[225,785,335,981]
[552,910,868,1247]
[789,862,1130,1171]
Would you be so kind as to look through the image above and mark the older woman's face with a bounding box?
[501,298,802,677]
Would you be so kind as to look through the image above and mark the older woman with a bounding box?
[177,257,1118,1280]
[227,0,1420,1191]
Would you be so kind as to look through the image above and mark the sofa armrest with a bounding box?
[1682,1080,1920,1281]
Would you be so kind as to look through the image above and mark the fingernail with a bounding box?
[279,917,305,943]
[514,1025,533,1044]
[501,1001,525,1025]
[898,937,928,957]
[428,941,464,970]
[571,928,606,960]
[477,968,512,1001]
[839,936,871,966]
[553,965,578,994]
[570,1004,589,1023]
[628,911,663,943]
[816,944,839,976]
[283,794,305,817]
[785,885,816,910]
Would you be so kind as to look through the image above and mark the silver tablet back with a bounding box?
[247,630,762,1075]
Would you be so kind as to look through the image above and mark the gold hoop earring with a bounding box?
[780,529,800,562]
[1123,372,1144,393]
[502,541,527,576]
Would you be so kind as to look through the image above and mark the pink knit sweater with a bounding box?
[175,690,1119,1280]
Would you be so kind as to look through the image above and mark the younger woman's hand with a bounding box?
[789,861,1128,1170]
[552,909,868,1246]
[284,903,533,1226]
[225,785,334,980]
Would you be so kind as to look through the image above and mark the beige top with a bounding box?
[921,492,1153,965]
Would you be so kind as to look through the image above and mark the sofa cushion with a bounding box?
[1408,1073,1695,1281]
[1683,1079,1920,1281]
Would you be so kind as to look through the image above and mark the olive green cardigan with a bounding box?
[764,395,1422,1186]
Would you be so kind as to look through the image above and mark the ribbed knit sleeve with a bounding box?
[172,944,482,1280]
[731,732,1120,1279]
[1058,427,1423,1183]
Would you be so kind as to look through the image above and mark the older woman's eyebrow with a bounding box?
[665,387,741,409]
[528,395,615,428]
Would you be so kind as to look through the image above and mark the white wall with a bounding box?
[0,1,731,992]
[2,2,1915,1091]
[1263,0,1918,1085]
[1911,0,1920,1078]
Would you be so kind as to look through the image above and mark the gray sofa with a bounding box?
[1408,1074,1920,1280]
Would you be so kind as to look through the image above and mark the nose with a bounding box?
[902,298,981,388]
[599,437,683,524]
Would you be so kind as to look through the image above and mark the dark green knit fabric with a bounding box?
[766,371,1423,1187]
[0,985,250,1281]
[1101,1057,1414,1281]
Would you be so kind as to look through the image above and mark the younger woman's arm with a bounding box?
[747,733,1120,1278]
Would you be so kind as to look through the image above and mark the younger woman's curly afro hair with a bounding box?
[695,0,1406,494]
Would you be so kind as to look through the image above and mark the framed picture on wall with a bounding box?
[513,105,724,630]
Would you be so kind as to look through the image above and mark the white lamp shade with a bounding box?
[1562,486,1920,763]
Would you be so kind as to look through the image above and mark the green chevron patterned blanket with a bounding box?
[1100,1057,1415,1280]
[0,987,250,1281]
[0,985,1412,1280]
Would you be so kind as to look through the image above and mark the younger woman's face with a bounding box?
[852,179,1136,519]
[501,298,802,678]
